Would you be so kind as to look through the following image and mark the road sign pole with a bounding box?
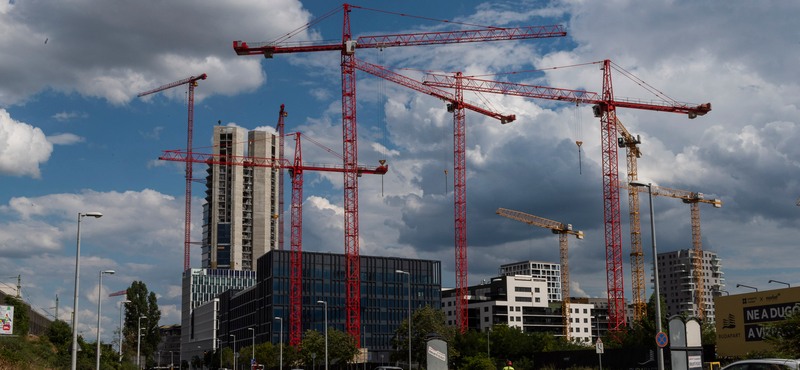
[596,339,603,370]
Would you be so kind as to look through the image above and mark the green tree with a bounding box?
[702,322,717,345]
[325,329,358,366]
[123,281,161,362]
[298,330,324,367]
[391,305,456,367]
[191,355,202,370]
[461,355,496,370]
[764,312,800,358]
[3,296,30,337]
[277,343,300,368]
[250,342,277,368]
[221,347,235,368]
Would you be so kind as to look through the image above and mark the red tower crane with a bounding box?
[233,4,564,335]
[138,73,208,272]
[277,105,287,251]
[160,121,387,347]
[423,60,711,333]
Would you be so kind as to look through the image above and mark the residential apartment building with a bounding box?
[498,261,562,302]
[442,275,594,343]
[180,268,257,362]
[202,125,279,271]
[656,249,725,323]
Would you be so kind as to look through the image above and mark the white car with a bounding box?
[722,359,800,370]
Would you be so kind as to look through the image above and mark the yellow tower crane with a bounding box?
[617,182,722,321]
[495,207,584,340]
[614,116,647,322]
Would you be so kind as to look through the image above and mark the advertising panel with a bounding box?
[426,338,448,370]
[0,305,13,335]
[715,286,800,356]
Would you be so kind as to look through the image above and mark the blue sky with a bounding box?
[1,0,799,344]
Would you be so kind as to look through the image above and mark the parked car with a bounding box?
[722,359,800,370]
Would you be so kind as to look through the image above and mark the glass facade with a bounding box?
[218,250,441,352]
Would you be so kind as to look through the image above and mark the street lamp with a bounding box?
[229,334,236,370]
[248,327,255,366]
[316,301,327,370]
[737,284,758,292]
[275,317,283,370]
[138,315,147,369]
[769,280,791,288]
[96,270,115,370]
[170,351,174,370]
[119,300,130,363]
[629,180,664,370]
[396,270,411,370]
[71,211,103,370]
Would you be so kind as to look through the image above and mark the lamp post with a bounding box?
[229,334,236,370]
[275,317,283,370]
[170,351,174,370]
[96,270,115,370]
[119,300,130,363]
[158,351,162,368]
[737,284,758,292]
[71,211,103,370]
[769,280,791,288]
[138,315,147,369]
[248,327,255,366]
[316,301,328,370]
[630,181,664,370]
[396,270,411,370]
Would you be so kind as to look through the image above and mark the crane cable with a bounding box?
[377,46,387,197]
[573,100,584,174]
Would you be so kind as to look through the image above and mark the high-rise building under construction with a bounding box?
[201,125,279,271]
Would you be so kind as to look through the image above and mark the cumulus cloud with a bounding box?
[0,0,312,106]
[0,109,52,178]
[0,188,185,257]
[47,133,85,145]
[52,111,88,122]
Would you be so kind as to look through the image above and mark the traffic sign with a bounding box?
[251,359,256,365]
[595,339,604,354]
[656,332,669,347]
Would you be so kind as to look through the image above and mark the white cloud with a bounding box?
[139,126,164,140]
[0,109,52,178]
[52,111,88,122]
[0,0,311,106]
[47,133,85,145]
[0,188,185,258]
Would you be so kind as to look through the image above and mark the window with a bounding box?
[516,307,521,312]
[583,309,588,314]
[535,297,541,303]
[484,307,489,312]
[484,317,489,322]
[515,297,532,302]
[515,287,532,292]
[535,288,540,293]
[584,318,588,323]
[584,328,589,333]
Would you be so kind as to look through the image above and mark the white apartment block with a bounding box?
[442,275,593,343]
[202,125,280,271]
[656,249,725,323]
[499,261,562,302]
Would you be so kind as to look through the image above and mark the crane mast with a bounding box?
[138,73,208,271]
[495,207,584,340]
[615,118,646,322]
[618,181,722,321]
[233,3,565,335]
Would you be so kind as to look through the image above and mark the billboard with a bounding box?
[715,286,800,356]
[0,305,13,335]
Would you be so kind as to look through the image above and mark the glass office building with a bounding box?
[181,268,258,361]
[218,249,442,354]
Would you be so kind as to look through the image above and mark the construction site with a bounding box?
[142,4,729,368]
